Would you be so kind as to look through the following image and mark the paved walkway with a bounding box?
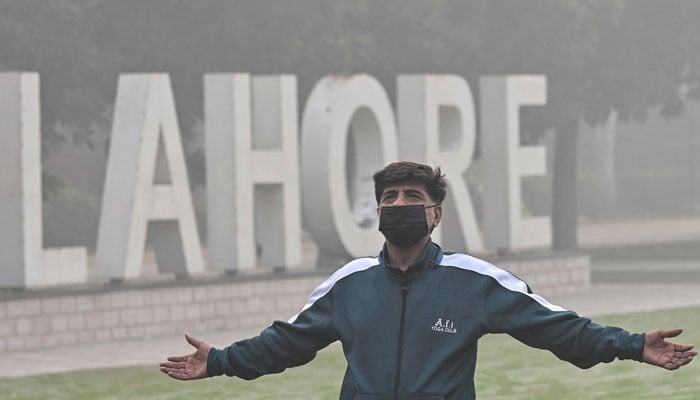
[578,217,700,248]
[2,281,700,378]
[2,217,700,378]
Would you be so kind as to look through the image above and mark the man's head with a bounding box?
[372,161,447,206]
[373,162,446,248]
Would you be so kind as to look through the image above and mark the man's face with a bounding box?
[378,183,442,230]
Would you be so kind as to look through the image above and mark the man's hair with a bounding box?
[372,161,447,205]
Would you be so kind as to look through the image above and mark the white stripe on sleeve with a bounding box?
[288,257,379,323]
[440,253,568,312]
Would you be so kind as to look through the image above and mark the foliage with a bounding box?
[3,1,700,246]
[4,0,699,156]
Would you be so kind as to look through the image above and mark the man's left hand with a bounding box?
[643,328,696,370]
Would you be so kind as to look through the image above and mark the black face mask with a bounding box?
[378,204,437,248]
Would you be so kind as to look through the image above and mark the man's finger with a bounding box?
[674,343,694,352]
[185,333,203,349]
[166,354,191,362]
[660,327,683,339]
[160,361,187,369]
[666,355,694,370]
[680,350,698,359]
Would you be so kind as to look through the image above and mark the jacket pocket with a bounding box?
[355,395,444,400]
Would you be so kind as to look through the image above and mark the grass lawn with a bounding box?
[2,306,698,399]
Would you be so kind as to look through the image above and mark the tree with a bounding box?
[0,0,121,198]
[5,0,700,251]
[413,0,700,249]
[536,0,700,249]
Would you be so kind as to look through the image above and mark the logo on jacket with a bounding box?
[431,318,457,334]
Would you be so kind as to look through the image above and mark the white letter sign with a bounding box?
[205,74,302,271]
[95,74,204,280]
[480,75,551,250]
[301,75,398,259]
[0,73,87,287]
[397,75,484,253]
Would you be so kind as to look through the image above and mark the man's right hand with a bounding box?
[159,333,212,380]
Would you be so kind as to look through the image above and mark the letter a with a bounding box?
[95,74,204,280]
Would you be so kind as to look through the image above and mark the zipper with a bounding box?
[393,283,409,400]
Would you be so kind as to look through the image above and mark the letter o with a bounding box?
[301,75,398,259]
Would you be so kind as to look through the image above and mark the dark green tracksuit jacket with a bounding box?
[207,242,644,399]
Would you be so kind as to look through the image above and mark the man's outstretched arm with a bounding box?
[643,328,696,370]
[160,333,212,380]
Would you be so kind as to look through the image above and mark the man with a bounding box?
[161,161,696,399]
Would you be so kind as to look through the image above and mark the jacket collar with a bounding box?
[379,240,443,279]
